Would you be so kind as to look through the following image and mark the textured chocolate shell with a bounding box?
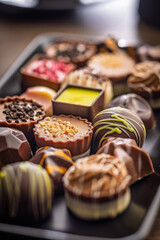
[0,96,46,145]
[33,115,93,159]
[92,107,146,153]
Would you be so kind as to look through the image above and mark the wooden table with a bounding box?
[0,0,160,239]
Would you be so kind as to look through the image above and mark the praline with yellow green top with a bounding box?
[92,107,146,153]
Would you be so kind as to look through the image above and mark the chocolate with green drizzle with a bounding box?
[92,107,146,153]
[0,162,53,222]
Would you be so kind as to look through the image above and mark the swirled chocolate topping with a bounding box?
[128,61,160,90]
[63,153,131,199]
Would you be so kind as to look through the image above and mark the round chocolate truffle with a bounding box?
[108,94,156,132]
[0,162,53,222]
[92,107,146,153]
[0,127,32,169]
[30,146,73,192]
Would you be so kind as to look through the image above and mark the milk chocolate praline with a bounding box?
[30,146,73,192]
[92,107,146,153]
[97,137,154,185]
[63,153,131,220]
[33,115,93,161]
[0,96,46,145]
[109,93,156,132]
[128,61,160,108]
[0,127,32,169]
[0,162,53,222]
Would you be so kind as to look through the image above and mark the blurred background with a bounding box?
[0,0,160,77]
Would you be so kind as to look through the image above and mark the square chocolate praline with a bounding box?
[52,84,104,122]
[20,54,75,92]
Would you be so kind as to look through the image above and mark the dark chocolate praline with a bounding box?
[0,127,32,169]
[92,107,146,153]
[0,162,53,222]
[108,93,156,132]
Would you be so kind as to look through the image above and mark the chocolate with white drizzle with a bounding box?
[97,137,154,185]
[0,162,53,222]
[128,61,160,108]
[108,93,156,131]
[63,153,131,219]
[92,107,146,153]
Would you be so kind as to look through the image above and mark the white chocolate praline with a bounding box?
[65,189,130,219]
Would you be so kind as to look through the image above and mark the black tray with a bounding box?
[0,33,160,240]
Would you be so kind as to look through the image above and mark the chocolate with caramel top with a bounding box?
[63,153,131,201]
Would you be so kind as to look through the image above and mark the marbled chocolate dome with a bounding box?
[92,107,146,153]
[0,162,53,222]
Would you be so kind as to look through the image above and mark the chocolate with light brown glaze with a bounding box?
[45,40,97,67]
[63,153,131,203]
[33,115,93,158]
[128,61,160,108]
[0,127,32,169]
[21,54,76,91]
[108,93,156,132]
[97,137,154,185]
[30,146,73,192]
[0,96,46,145]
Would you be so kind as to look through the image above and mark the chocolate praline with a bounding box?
[0,96,46,145]
[30,146,73,192]
[0,162,53,222]
[92,107,146,153]
[108,93,156,132]
[97,137,154,185]
[0,127,32,169]
[63,153,131,220]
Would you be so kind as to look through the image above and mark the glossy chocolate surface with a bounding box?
[92,107,146,153]
[0,128,31,169]
[30,146,73,192]
[109,94,156,131]
[97,137,154,185]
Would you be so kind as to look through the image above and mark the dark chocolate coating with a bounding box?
[0,162,53,222]
[30,146,73,193]
[0,127,32,169]
[92,107,146,153]
[108,94,156,132]
[97,137,154,184]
